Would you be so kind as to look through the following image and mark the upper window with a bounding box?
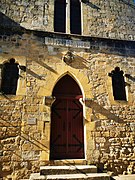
[54,0,82,35]
[1,58,19,95]
[54,0,66,33]
[109,67,127,101]
[70,0,81,34]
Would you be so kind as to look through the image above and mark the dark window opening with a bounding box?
[1,58,19,95]
[109,67,127,101]
[70,0,81,35]
[54,0,81,35]
[54,0,66,33]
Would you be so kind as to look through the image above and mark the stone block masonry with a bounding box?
[0,0,135,179]
[0,0,135,40]
[0,31,134,179]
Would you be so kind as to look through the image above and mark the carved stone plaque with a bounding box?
[28,118,37,125]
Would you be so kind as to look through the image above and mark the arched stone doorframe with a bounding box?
[52,71,85,98]
[50,72,86,160]
[44,72,86,159]
[40,70,94,164]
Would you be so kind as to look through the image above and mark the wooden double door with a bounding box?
[50,97,84,160]
[50,75,84,160]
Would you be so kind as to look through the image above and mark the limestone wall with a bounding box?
[0,31,135,179]
[84,0,135,40]
[84,53,135,174]
[0,0,135,40]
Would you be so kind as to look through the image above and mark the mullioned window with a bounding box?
[54,0,81,35]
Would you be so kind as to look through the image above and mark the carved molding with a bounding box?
[44,96,56,106]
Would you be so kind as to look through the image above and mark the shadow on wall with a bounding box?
[19,63,57,80]
[58,51,90,69]
[0,113,49,156]
[119,0,135,9]
[85,99,123,123]
[81,0,101,10]
[0,12,25,34]
[125,74,135,82]
[34,59,58,75]
[0,113,89,178]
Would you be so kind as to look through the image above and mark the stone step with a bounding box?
[113,175,135,180]
[45,173,110,180]
[29,173,110,180]
[29,173,45,180]
[40,165,97,175]
[47,160,87,166]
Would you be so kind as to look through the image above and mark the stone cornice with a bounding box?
[0,29,135,56]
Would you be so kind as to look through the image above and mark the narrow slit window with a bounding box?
[1,58,19,95]
[109,67,127,101]
[70,0,81,35]
[54,0,66,33]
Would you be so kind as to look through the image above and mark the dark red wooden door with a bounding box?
[50,97,84,160]
[50,75,84,160]
[67,98,84,158]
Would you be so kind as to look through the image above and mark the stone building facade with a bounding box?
[0,0,135,179]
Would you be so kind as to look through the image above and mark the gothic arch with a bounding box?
[52,72,84,98]
[50,73,84,160]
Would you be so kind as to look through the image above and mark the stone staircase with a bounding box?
[29,165,110,180]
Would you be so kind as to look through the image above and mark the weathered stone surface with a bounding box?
[1,0,135,40]
[0,0,135,179]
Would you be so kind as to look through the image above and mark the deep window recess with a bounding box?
[109,67,127,101]
[54,0,81,35]
[54,0,66,33]
[70,0,81,35]
[1,58,19,95]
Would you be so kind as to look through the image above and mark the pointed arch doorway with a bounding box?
[50,75,84,160]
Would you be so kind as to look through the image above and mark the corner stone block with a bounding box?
[86,122,96,132]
